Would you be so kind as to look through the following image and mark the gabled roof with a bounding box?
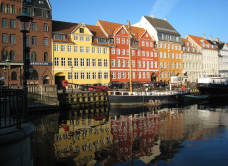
[52,20,79,34]
[187,35,217,50]
[144,16,180,36]
[181,38,201,54]
[26,0,51,9]
[98,20,148,39]
[85,24,107,38]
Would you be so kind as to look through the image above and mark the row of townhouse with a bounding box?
[1,0,228,89]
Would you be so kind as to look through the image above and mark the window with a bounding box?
[137,51,140,56]
[132,50,135,56]
[74,46,78,52]
[111,48,115,54]
[54,44,59,51]
[104,48,108,54]
[142,72,145,78]
[10,19,15,28]
[150,61,153,68]
[104,72,108,79]
[1,4,5,13]
[150,52,153,57]
[150,42,153,47]
[29,69,39,80]
[10,50,15,61]
[121,38,125,44]
[121,30,125,33]
[98,72,102,79]
[80,36,84,41]
[98,48,102,54]
[104,59,108,67]
[127,72,130,79]
[80,46,84,53]
[74,58,78,66]
[141,41,145,46]
[154,52,157,57]
[2,34,8,43]
[81,72,85,79]
[32,22,37,31]
[93,72,96,79]
[44,52,48,62]
[54,34,66,40]
[112,59,115,67]
[98,59,102,67]
[32,36,37,45]
[122,49,125,55]
[30,52,37,61]
[98,38,107,43]
[86,47,90,53]
[86,36,90,42]
[68,72,72,80]
[163,52,166,58]
[87,72,91,79]
[117,59,120,67]
[74,35,78,41]
[61,57,65,66]
[11,5,16,14]
[42,10,48,18]
[54,57,59,66]
[92,59,96,66]
[68,58,72,66]
[142,51,145,56]
[61,45,65,52]
[80,28,84,33]
[2,50,8,60]
[122,72,126,79]
[146,51,149,57]
[146,41,149,47]
[132,72,135,79]
[122,60,125,67]
[117,72,121,79]
[92,47,96,53]
[138,60,141,68]
[2,18,7,28]
[10,34,16,44]
[116,37,120,44]
[44,37,48,46]
[44,23,48,31]
[27,7,34,16]
[86,58,90,66]
[11,71,17,80]
[117,49,120,55]
[7,4,10,13]
[142,61,145,68]
[132,60,135,67]
[74,72,79,80]
[80,58,84,66]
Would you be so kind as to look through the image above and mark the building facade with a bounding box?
[97,20,158,83]
[52,21,110,90]
[0,0,53,87]
[133,15,183,83]
[182,38,202,83]
[186,34,218,76]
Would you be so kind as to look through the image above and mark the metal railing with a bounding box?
[0,89,27,129]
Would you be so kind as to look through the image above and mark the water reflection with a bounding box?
[30,103,228,166]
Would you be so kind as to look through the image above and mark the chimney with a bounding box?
[164,17,167,21]
[203,34,206,39]
[210,35,213,41]
[216,38,220,42]
[151,14,154,19]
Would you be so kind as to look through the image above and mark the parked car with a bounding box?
[89,85,109,91]
[79,84,92,91]
[108,81,123,89]
[123,81,142,89]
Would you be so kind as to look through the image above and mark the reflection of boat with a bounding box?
[183,95,209,102]
[197,74,228,95]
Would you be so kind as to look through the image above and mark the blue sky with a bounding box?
[49,0,228,42]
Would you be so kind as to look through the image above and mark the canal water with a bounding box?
[29,101,228,166]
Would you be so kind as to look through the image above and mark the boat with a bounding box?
[108,90,190,106]
[183,95,209,102]
[197,74,228,95]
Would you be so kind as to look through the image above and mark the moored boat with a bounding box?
[183,95,209,102]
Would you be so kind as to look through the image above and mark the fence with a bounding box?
[0,89,27,129]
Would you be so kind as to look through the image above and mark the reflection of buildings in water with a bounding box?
[184,104,228,141]
[30,113,59,166]
[110,112,160,163]
[54,107,112,166]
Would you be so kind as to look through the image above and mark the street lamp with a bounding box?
[16,2,33,118]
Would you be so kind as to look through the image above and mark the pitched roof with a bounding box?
[85,24,107,38]
[144,16,180,36]
[52,20,79,34]
[98,20,147,39]
[187,35,217,50]
[181,38,201,54]
[26,0,51,9]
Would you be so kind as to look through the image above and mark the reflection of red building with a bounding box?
[110,113,160,161]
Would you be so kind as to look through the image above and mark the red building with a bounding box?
[0,0,53,87]
[97,20,158,83]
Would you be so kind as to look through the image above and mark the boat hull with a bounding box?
[183,95,209,102]
[197,83,228,95]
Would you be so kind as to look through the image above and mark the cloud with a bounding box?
[149,0,180,18]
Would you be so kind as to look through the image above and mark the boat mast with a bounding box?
[128,20,133,93]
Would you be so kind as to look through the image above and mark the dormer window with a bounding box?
[187,47,190,51]
[54,34,66,40]
[186,42,189,46]
[42,10,48,18]
[206,44,209,48]
[39,1,44,4]
[27,8,34,16]
[97,38,107,44]
[108,38,114,43]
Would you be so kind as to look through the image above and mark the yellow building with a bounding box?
[52,21,110,90]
